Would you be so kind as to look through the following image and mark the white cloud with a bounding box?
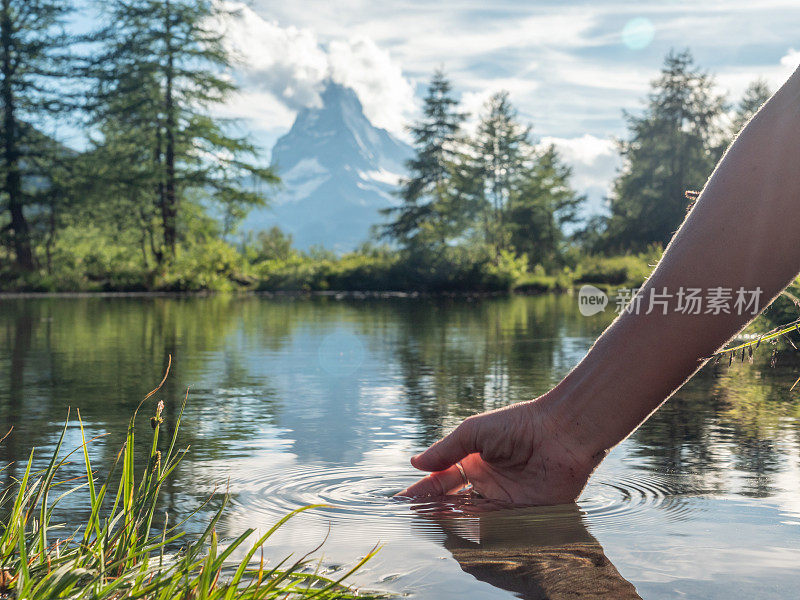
[209,1,800,208]
[213,2,415,135]
[216,3,328,110]
[714,47,800,102]
[780,48,800,71]
[542,134,616,168]
[327,37,416,133]
[214,89,298,132]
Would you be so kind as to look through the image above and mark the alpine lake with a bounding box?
[2,294,800,599]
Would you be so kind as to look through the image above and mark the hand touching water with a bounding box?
[397,397,604,505]
[400,66,800,506]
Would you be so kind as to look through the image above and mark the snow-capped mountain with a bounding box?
[241,82,412,251]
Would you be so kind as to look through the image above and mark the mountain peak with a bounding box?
[241,82,412,251]
[319,80,363,111]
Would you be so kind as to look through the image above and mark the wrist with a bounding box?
[531,382,612,473]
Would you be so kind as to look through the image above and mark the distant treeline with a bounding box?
[0,0,773,292]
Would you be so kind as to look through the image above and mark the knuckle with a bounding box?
[457,415,481,448]
[460,414,479,432]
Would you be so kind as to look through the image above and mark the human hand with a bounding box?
[397,398,604,505]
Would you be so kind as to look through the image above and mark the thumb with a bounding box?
[411,417,480,472]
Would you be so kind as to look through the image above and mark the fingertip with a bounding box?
[393,488,411,499]
[411,451,437,472]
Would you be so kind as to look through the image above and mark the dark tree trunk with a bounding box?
[1,1,34,271]
[162,0,177,259]
[153,126,165,266]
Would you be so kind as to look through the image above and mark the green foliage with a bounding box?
[466,91,533,251]
[759,279,800,327]
[0,367,377,599]
[246,227,296,263]
[0,0,77,271]
[90,0,277,262]
[0,47,779,294]
[598,49,727,252]
[506,145,583,268]
[394,244,528,292]
[381,69,468,247]
[157,238,251,292]
[253,242,527,293]
[381,75,583,274]
[571,246,662,288]
[0,221,257,292]
[731,79,771,134]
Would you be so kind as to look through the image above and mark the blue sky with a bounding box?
[65,1,800,212]
[212,0,800,211]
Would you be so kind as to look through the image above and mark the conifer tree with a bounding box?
[731,79,771,134]
[506,145,583,267]
[601,49,727,252]
[0,0,75,271]
[468,91,532,252]
[381,69,467,248]
[460,91,581,265]
[91,0,277,264]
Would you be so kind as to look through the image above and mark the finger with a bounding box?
[411,418,479,472]
[394,464,467,498]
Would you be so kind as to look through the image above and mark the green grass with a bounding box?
[0,358,380,599]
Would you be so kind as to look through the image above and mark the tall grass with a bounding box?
[0,358,379,599]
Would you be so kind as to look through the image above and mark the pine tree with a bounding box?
[381,69,467,248]
[601,49,727,252]
[506,145,583,267]
[91,0,277,264]
[0,0,75,271]
[731,79,771,135]
[468,91,533,252]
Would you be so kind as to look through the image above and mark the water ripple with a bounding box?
[227,464,703,539]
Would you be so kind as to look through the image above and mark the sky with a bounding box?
[210,0,800,213]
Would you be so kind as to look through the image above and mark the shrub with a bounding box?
[573,246,662,289]
[158,239,252,292]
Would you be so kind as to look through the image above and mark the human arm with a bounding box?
[398,66,800,503]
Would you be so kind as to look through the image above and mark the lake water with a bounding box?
[2,294,800,598]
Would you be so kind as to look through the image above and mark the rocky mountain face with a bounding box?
[241,82,412,251]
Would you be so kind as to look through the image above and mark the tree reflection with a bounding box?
[3,294,800,529]
[626,346,800,495]
[383,295,608,445]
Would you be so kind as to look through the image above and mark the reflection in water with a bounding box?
[414,501,641,599]
[2,295,800,598]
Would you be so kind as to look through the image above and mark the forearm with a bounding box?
[545,67,800,459]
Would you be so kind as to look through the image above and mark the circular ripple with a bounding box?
[579,473,700,531]
[232,465,423,521]
[227,464,703,542]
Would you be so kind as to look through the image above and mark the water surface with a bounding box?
[1,295,800,598]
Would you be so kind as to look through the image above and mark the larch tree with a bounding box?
[0,0,75,271]
[731,79,771,135]
[91,0,277,265]
[506,144,583,268]
[468,91,533,253]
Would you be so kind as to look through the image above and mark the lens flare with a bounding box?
[622,17,655,50]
